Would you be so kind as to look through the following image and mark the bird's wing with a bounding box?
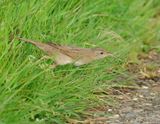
[47,42,61,48]
[47,42,89,59]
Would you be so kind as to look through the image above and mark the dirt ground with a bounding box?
[101,50,160,124]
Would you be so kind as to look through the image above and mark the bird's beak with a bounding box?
[107,52,113,56]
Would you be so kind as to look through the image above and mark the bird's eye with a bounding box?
[100,52,103,54]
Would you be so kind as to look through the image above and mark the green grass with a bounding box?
[0,0,160,123]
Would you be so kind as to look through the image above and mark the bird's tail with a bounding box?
[8,31,47,52]
[15,37,55,54]
[16,37,37,45]
[9,32,37,46]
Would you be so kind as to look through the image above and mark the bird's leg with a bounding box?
[37,55,57,69]
[40,56,58,69]
[39,55,52,61]
[50,63,57,69]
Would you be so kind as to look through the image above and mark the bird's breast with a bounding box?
[74,57,93,66]
[55,53,73,65]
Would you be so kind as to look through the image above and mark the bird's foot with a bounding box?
[39,55,53,61]
[50,63,57,69]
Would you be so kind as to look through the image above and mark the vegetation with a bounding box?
[0,0,159,123]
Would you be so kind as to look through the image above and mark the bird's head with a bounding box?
[92,48,112,60]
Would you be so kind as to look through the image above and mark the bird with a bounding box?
[16,37,112,68]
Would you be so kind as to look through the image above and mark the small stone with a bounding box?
[133,97,138,101]
[157,68,160,74]
[117,95,124,99]
[110,114,120,119]
[108,109,112,112]
[121,106,133,113]
[150,93,156,96]
[125,112,136,119]
[145,103,152,106]
[142,86,149,89]
[133,109,143,113]
[139,95,144,98]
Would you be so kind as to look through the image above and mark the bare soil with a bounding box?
[106,50,160,124]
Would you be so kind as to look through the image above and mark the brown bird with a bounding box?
[16,37,112,68]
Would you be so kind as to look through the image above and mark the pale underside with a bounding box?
[54,52,93,66]
[47,43,96,66]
